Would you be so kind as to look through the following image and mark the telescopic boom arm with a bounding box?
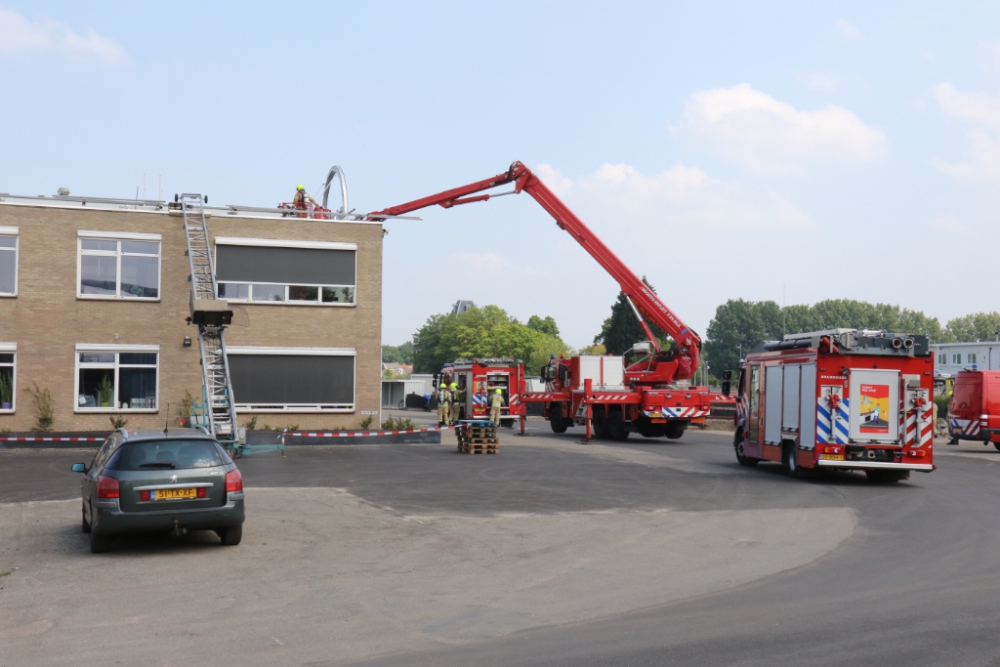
[368,161,700,381]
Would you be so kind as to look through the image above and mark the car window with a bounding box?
[91,436,116,469]
[104,439,225,471]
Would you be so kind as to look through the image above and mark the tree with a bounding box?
[593,277,667,355]
[412,305,570,374]
[704,298,951,378]
[527,315,560,337]
[381,341,414,364]
[945,312,1000,343]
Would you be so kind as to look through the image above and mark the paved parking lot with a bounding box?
[1,425,999,667]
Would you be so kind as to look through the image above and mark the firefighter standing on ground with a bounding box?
[436,383,451,426]
[449,382,462,425]
[489,388,504,425]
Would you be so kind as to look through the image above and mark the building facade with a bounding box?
[0,196,383,432]
[931,341,1000,377]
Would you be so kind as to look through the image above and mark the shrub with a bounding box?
[177,389,195,426]
[359,415,375,430]
[24,384,54,432]
[381,416,417,430]
[244,415,258,431]
[934,394,950,421]
[109,414,129,429]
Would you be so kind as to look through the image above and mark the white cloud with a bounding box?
[0,8,125,64]
[933,82,1000,182]
[672,83,887,172]
[535,162,813,234]
[836,19,861,40]
[934,82,1000,130]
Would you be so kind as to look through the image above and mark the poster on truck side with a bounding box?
[858,384,890,434]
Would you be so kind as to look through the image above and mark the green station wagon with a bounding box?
[72,427,245,553]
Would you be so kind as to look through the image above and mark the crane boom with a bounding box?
[369,161,700,382]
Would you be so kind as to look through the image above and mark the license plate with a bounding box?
[153,488,196,500]
[650,419,666,424]
[820,454,845,461]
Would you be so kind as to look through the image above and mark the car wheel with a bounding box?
[994,442,1000,452]
[90,533,113,554]
[218,525,243,546]
[82,503,91,534]
[734,428,758,467]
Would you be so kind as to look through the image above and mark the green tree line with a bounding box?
[412,305,571,374]
[704,299,1000,377]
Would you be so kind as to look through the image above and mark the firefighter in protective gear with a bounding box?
[489,387,504,425]
[449,382,462,425]
[436,383,451,426]
[293,184,318,209]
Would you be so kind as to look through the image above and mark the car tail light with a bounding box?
[97,475,119,499]
[197,487,207,499]
[225,469,243,492]
[139,490,150,501]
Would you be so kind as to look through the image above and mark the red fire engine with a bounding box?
[369,161,724,441]
[731,328,936,482]
[439,359,525,426]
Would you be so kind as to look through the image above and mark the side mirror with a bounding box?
[71,463,87,473]
[721,381,731,397]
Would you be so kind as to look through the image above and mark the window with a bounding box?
[953,353,961,365]
[227,347,355,411]
[0,344,15,412]
[105,440,226,470]
[78,232,160,299]
[215,238,356,306]
[0,226,17,296]
[969,353,977,364]
[75,345,159,411]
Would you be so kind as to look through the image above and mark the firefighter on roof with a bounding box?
[489,387,504,425]
[293,184,317,209]
[436,383,451,426]
[449,382,462,425]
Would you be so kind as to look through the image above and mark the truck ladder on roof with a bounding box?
[179,193,240,449]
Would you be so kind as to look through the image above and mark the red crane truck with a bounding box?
[731,328,936,482]
[368,161,720,441]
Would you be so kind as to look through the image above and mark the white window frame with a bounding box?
[226,346,356,412]
[953,353,961,364]
[0,226,18,297]
[969,353,977,364]
[214,237,357,308]
[73,344,160,413]
[0,343,15,413]
[77,231,162,301]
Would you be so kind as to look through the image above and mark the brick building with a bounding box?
[0,193,383,432]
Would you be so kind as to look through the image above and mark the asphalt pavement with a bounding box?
[1,420,998,666]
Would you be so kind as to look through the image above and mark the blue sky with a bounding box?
[2,2,999,349]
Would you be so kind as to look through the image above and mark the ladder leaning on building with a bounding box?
[178,193,241,450]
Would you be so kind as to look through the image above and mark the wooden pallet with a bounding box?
[458,442,499,454]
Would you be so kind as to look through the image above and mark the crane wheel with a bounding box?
[549,404,568,434]
[664,421,687,440]
[608,409,629,441]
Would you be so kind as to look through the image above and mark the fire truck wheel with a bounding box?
[664,421,687,440]
[608,409,629,441]
[783,443,806,478]
[733,428,758,467]
[593,408,611,439]
[549,404,568,434]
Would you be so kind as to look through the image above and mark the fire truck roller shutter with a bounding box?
[799,364,817,450]
[764,365,783,445]
[782,365,800,432]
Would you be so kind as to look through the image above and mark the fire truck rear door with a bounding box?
[849,369,900,443]
[799,363,816,450]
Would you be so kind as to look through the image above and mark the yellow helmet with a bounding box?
[495,388,502,393]
[439,383,445,388]
[450,382,457,389]
[296,184,304,191]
